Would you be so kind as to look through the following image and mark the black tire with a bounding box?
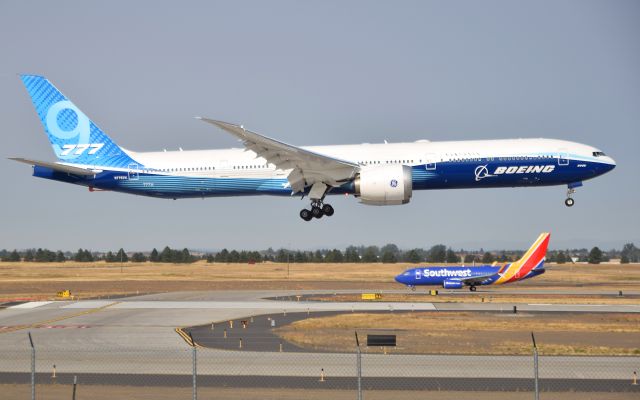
[565,198,574,207]
[311,206,324,218]
[322,204,334,216]
[469,286,477,292]
[300,209,312,221]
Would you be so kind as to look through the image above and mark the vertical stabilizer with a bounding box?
[494,233,550,284]
[20,75,139,168]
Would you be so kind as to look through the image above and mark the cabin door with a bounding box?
[128,163,139,181]
[424,153,437,170]
[557,149,569,166]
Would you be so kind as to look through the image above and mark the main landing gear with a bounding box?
[300,201,334,221]
[469,285,477,292]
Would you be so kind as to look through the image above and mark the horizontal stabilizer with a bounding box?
[9,157,101,176]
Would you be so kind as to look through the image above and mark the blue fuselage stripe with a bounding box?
[32,157,614,199]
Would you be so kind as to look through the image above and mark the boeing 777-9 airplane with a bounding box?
[12,76,616,221]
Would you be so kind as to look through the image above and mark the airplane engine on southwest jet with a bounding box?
[354,165,412,205]
[443,279,464,289]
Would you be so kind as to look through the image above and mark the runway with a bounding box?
[0,290,639,393]
[1,290,639,351]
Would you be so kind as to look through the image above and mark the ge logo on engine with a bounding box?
[390,179,398,188]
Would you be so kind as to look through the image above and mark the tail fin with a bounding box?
[19,75,139,168]
[494,233,550,284]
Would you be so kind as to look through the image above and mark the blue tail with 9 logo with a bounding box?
[20,75,139,168]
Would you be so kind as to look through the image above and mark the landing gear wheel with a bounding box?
[311,206,324,219]
[322,204,334,217]
[410,286,416,292]
[469,286,477,292]
[565,198,574,207]
[300,209,312,221]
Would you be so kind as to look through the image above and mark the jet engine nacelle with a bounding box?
[442,279,463,289]
[354,165,412,206]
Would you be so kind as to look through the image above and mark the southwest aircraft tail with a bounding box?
[494,232,550,284]
[19,75,138,168]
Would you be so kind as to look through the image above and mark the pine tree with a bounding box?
[215,249,229,263]
[160,246,172,262]
[8,250,21,262]
[381,251,397,263]
[481,252,495,264]
[116,248,129,263]
[405,249,422,263]
[588,247,602,264]
[344,247,360,263]
[445,248,459,263]
[24,250,35,262]
[362,247,378,263]
[149,248,159,262]
[427,245,447,263]
[228,250,240,263]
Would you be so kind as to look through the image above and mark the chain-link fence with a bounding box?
[1,332,639,400]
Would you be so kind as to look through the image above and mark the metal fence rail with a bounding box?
[1,332,638,399]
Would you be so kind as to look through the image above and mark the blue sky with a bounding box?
[1,1,638,251]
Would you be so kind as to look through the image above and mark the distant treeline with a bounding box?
[1,243,638,265]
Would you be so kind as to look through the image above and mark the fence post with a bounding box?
[189,332,197,400]
[28,332,35,400]
[355,331,362,400]
[72,375,77,400]
[531,332,539,400]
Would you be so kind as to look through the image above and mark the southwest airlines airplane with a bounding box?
[13,76,615,221]
[395,233,550,291]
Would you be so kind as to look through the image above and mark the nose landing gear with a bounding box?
[564,182,582,207]
[565,187,576,207]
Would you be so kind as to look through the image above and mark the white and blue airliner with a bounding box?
[12,75,616,221]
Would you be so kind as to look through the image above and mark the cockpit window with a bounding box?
[593,151,606,157]
[403,272,410,276]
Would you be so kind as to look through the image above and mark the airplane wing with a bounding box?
[458,272,498,286]
[196,118,359,194]
[9,157,102,176]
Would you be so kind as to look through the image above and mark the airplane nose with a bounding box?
[394,274,403,284]
[601,157,616,172]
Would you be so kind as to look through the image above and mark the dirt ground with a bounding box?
[0,261,638,300]
[0,385,636,400]
[274,311,640,355]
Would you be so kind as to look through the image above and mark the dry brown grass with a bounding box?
[0,385,629,400]
[0,261,638,300]
[274,312,640,356]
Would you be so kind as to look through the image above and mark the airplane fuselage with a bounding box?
[395,265,545,289]
[35,138,615,200]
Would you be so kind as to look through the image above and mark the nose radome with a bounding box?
[602,156,616,172]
